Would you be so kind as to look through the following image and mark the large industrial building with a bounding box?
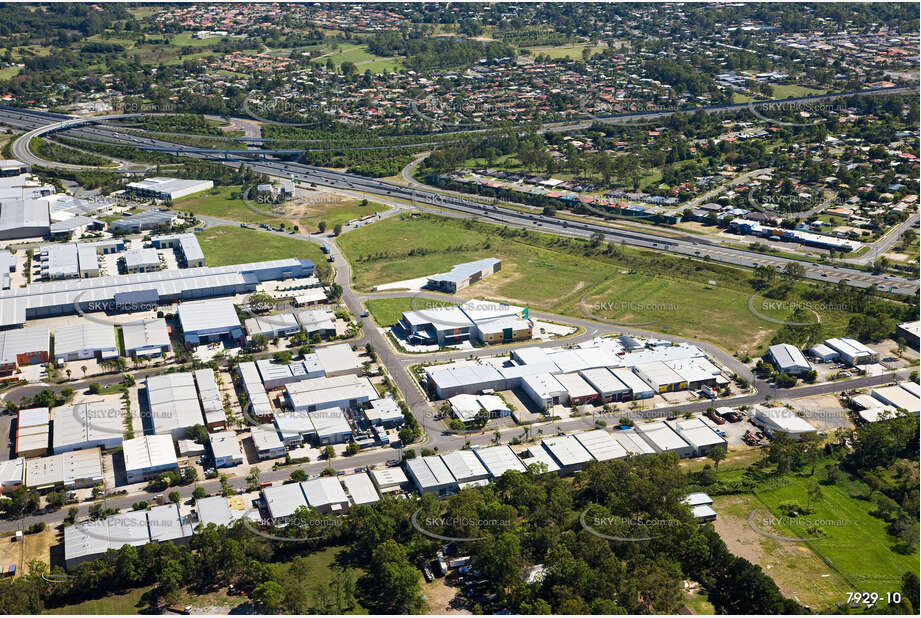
[473,445,527,478]
[574,429,628,462]
[665,418,727,456]
[399,299,531,346]
[405,455,458,496]
[25,448,103,490]
[151,233,206,268]
[52,401,124,453]
[301,476,350,514]
[767,343,812,375]
[824,338,878,365]
[53,322,119,363]
[751,406,818,438]
[634,422,694,458]
[145,373,204,439]
[15,407,50,458]
[439,450,490,486]
[126,177,214,201]
[425,258,501,293]
[284,374,378,413]
[178,298,244,347]
[0,258,315,330]
[0,326,50,374]
[122,318,171,358]
[896,321,920,350]
[122,434,179,484]
[109,210,178,233]
[540,435,594,475]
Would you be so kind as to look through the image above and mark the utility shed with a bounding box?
[473,445,526,479]
[574,429,628,462]
[751,406,817,438]
[405,456,458,496]
[52,400,124,453]
[301,477,350,514]
[666,418,727,456]
[579,368,629,402]
[440,450,490,485]
[340,472,380,506]
[634,422,693,457]
[555,372,601,405]
[540,435,593,475]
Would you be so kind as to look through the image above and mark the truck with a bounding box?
[321,243,330,254]
[167,605,192,615]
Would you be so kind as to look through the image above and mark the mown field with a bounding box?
[337,214,860,353]
[365,297,453,326]
[196,226,325,267]
[177,186,388,233]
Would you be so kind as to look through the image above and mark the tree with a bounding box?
[290,469,307,482]
[168,491,181,504]
[322,445,336,460]
[250,333,269,351]
[192,486,207,500]
[332,223,342,236]
[707,445,727,471]
[345,441,360,456]
[156,559,185,605]
[318,220,327,233]
[88,382,102,394]
[80,365,88,378]
[253,580,286,613]
[398,428,414,445]
[805,481,823,513]
[782,262,805,281]
[247,291,276,313]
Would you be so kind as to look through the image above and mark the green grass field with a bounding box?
[754,475,918,589]
[365,297,453,326]
[772,84,828,98]
[196,226,325,267]
[316,42,403,72]
[178,186,388,232]
[0,66,21,80]
[337,214,862,352]
[526,42,607,60]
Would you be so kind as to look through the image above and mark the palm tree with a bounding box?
[80,365,87,379]
[65,369,72,381]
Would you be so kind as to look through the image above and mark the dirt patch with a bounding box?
[712,494,851,609]
[422,579,470,615]
[0,527,56,576]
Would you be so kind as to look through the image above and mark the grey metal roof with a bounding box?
[428,258,500,284]
[196,495,234,528]
[341,472,379,505]
[122,318,170,352]
[301,476,349,508]
[0,325,49,364]
[53,322,116,357]
[0,199,49,231]
[178,298,241,334]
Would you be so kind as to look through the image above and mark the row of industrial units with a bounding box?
[426,338,725,410]
[0,257,315,330]
[406,422,728,497]
[849,381,921,422]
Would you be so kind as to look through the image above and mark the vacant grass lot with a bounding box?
[365,297,453,326]
[178,186,388,232]
[338,214,860,352]
[196,226,325,267]
[754,475,918,589]
[771,84,828,98]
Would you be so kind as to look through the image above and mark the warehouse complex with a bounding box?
[425,338,723,410]
[399,299,532,346]
[0,258,315,330]
[425,258,501,293]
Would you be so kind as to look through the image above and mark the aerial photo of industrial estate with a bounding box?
[0,1,917,616]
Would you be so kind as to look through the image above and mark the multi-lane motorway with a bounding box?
[0,99,918,296]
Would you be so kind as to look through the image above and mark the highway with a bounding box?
[1,101,917,297]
